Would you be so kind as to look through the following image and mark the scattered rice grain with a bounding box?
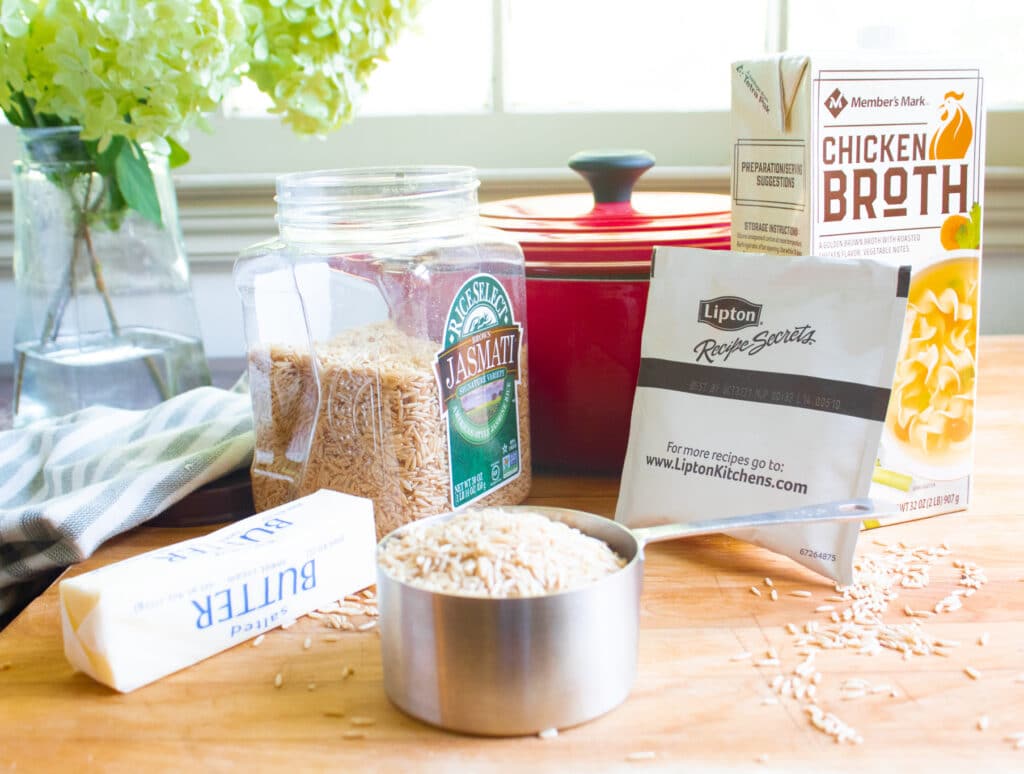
[303,636,313,650]
[770,589,779,602]
[977,716,990,731]
[350,717,376,727]
[789,591,812,598]
[751,586,762,597]
[731,652,753,662]
[764,577,774,588]
[978,632,989,646]
[538,728,558,740]
[626,752,656,762]
[252,635,265,647]
[964,666,981,680]
[342,731,366,740]
[273,672,283,689]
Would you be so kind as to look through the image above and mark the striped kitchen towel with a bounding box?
[0,384,254,621]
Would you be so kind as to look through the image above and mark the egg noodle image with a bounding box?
[887,255,978,465]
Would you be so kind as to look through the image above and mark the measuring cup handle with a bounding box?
[631,497,887,548]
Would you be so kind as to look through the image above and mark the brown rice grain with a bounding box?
[379,508,626,598]
[249,321,532,539]
[625,752,656,762]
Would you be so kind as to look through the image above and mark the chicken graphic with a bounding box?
[928,91,973,160]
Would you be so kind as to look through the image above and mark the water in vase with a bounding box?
[14,327,211,426]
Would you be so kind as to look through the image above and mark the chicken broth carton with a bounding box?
[730,56,984,525]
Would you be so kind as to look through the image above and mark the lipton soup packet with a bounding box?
[730,57,984,525]
[615,248,908,584]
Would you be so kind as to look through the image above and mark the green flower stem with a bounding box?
[13,173,173,418]
[80,218,172,402]
[46,175,95,343]
[11,178,91,416]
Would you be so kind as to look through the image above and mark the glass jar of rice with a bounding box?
[235,168,532,537]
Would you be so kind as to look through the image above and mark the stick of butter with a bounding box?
[59,489,376,693]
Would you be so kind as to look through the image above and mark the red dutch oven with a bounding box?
[480,151,731,473]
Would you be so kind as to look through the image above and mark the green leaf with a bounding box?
[115,141,162,227]
[166,137,191,169]
[103,178,128,230]
[954,202,982,250]
[88,135,125,178]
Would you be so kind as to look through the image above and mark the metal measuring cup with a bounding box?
[377,499,880,736]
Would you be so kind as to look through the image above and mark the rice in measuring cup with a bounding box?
[378,508,626,597]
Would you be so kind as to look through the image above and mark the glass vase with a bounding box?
[11,127,211,426]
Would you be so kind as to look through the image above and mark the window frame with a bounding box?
[1,0,1022,272]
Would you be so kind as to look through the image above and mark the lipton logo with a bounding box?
[698,297,762,331]
[824,87,848,118]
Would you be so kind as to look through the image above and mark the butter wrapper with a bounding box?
[60,489,376,693]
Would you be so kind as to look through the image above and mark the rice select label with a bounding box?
[436,274,523,508]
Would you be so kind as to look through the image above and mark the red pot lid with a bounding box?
[480,151,731,278]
